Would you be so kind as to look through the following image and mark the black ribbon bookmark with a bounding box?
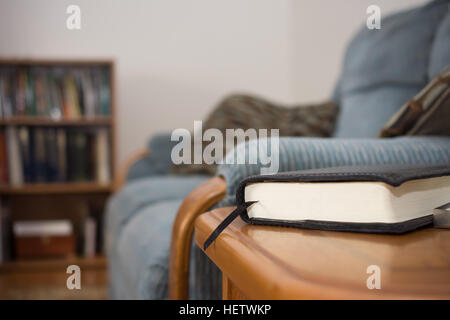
[203,201,257,251]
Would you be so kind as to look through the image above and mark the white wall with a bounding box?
[0,0,428,165]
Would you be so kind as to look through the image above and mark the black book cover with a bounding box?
[33,128,47,182]
[17,127,31,183]
[66,131,75,181]
[28,127,36,182]
[45,128,59,182]
[67,131,88,182]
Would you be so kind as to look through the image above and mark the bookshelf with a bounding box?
[0,58,117,262]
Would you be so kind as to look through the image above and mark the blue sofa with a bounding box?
[105,0,450,299]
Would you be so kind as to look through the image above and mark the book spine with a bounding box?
[18,126,31,183]
[99,68,111,116]
[45,128,59,182]
[83,215,97,258]
[33,128,46,182]
[0,200,3,263]
[0,201,12,262]
[75,132,88,181]
[15,68,26,116]
[25,68,36,116]
[0,128,8,183]
[95,128,111,184]
[56,129,67,182]
[6,126,24,186]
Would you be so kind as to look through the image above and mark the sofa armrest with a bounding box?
[217,136,450,206]
[169,176,226,299]
[115,132,178,190]
[114,149,149,191]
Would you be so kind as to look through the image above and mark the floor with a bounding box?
[0,256,108,299]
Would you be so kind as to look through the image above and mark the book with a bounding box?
[33,67,47,116]
[0,201,3,263]
[25,68,35,116]
[67,131,89,181]
[81,69,96,118]
[95,128,111,184]
[203,165,450,250]
[0,128,8,183]
[33,128,47,182]
[56,129,67,181]
[48,69,63,119]
[18,126,32,182]
[0,200,12,262]
[45,128,59,182]
[83,215,97,258]
[63,74,80,118]
[15,68,26,116]
[0,68,14,117]
[99,68,111,116]
[5,126,24,186]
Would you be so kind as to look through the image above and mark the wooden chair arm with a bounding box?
[168,176,227,299]
[113,149,149,191]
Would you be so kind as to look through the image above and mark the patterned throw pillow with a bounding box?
[171,94,339,175]
[379,65,450,137]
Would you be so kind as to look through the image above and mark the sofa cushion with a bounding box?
[429,5,450,78]
[104,175,208,256]
[113,199,183,299]
[126,133,180,181]
[334,0,449,138]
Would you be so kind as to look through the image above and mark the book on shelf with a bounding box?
[0,203,2,263]
[95,128,111,184]
[5,126,23,186]
[0,200,12,263]
[204,164,450,250]
[83,215,97,258]
[0,129,8,183]
[0,127,112,186]
[0,65,111,119]
[67,130,88,182]
[56,128,67,182]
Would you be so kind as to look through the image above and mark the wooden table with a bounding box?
[195,207,450,299]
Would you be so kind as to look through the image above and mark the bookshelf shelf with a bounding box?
[0,116,112,126]
[0,182,113,195]
[0,255,107,273]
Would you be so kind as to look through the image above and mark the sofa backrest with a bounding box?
[333,0,450,138]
